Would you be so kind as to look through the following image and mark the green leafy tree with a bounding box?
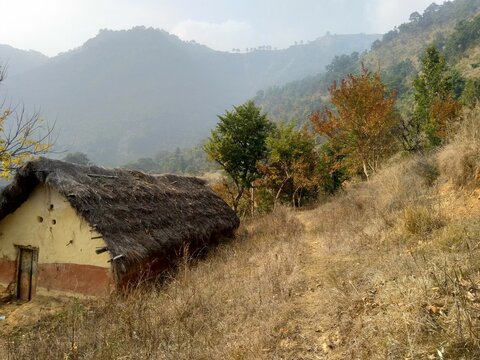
[382,60,416,95]
[409,11,422,23]
[317,142,348,195]
[123,157,158,172]
[258,123,318,207]
[410,45,461,149]
[445,15,480,61]
[204,100,273,212]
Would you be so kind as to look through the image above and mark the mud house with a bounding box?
[0,158,239,299]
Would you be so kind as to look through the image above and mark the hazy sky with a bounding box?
[1,0,437,56]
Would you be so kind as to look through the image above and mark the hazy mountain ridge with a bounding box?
[0,27,379,164]
[363,0,480,70]
[0,45,48,76]
[257,0,480,124]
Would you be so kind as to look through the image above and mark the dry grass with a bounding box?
[299,110,480,359]
[438,107,480,188]
[455,45,480,79]
[3,109,480,359]
[0,208,306,360]
[402,204,445,235]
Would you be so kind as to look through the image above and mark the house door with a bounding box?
[17,247,38,301]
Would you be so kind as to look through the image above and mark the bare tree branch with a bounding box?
[0,64,55,175]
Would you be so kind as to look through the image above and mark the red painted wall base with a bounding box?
[0,258,113,297]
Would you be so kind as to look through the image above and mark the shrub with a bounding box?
[402,204,445,235]
[438,106,480,187]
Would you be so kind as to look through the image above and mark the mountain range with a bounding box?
[256,0,480,124]
[0,28,379,164]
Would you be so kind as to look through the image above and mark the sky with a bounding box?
[1,0,437,56]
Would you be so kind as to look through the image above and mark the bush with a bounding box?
[438,106,480,187]
[402,204,445,235]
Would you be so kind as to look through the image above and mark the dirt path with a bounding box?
[0,295,69,335]
[277,210,342,359]
[281,188,480,360]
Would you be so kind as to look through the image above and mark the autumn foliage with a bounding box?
[311,66,397,179]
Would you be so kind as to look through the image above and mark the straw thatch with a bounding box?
[0,157,239,278]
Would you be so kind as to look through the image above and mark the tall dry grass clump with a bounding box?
[304,109,480,359]
[314,154,444,253]
[1,208,305,360]
[438,106,480,188]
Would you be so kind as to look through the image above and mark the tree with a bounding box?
[63,152,91,165]
[409,11,422,23]
[461,78,480,107]
[0,67,53,178]
[258,123,318,207]
[325,53,360,84]
[445,15,480,61]
[382,59,416,95]
[424,3,441,15]
[410,45,461,149]
[317,142,347,195]
[204,100,273,212]
[311,65,397,180]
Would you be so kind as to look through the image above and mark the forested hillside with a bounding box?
[257,0,480,124]
[366,0,480,68]
[1,28,378,165]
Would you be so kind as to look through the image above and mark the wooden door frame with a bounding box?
[14,245,39,300]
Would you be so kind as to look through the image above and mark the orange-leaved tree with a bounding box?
[311,65,398,180]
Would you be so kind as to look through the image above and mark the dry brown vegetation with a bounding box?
[3,109,480,359]
[0,209,306,359]
[288,108,480,359]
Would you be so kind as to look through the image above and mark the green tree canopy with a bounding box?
[204,100,273,212]
[259,122,318,206]
[411,45,461,148]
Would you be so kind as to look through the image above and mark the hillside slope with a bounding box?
[280,109,480,359]
[2,108,480,359]
[1,28,379,164]
[257,0,480,124]
[365,0,480,69]
[0,45,48,76]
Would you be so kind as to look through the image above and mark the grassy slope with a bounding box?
[284,108,480,359]
[364,25,453,70]
[365,1,480,74]
[456,45,480,78]
[366,22,480,82]
[1,209,307,359]
[2,109,480,359]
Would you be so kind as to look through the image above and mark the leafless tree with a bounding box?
[0,65,55,175]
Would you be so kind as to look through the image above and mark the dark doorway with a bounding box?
[17,247,38,301]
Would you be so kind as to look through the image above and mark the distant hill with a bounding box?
[0,44,48,76]
[255,52,361,123]
[257,0,480,124]
[365,0,480,69]
[0,27,379,164]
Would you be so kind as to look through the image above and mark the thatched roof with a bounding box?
[0,157,239,272]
